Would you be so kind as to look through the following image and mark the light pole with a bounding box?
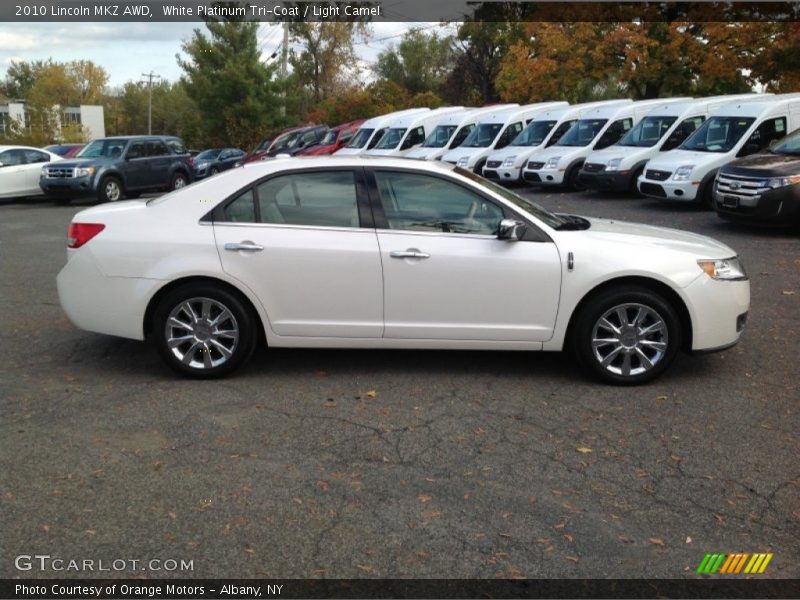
[140,71,161,134]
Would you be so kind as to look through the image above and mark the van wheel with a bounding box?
[699,181,715,210]
[572,286,681,385]
[629,167,644,195]
[152,283,258,378]
[98,176,123,203]
[566,165,585,192]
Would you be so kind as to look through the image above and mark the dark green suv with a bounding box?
[40,135,193,204]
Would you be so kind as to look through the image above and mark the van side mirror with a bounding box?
[739,142,761,157]
[497,219,527,241]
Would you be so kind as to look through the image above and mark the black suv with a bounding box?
[40,135,193,204]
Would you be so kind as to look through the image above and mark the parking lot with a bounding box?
[1,187,798,579]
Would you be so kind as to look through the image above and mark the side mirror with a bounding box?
[497,219,527,241]
[740,143,760,157]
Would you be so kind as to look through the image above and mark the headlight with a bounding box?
[457,157,469,167]
[697,257,747,281]
[195,161,209,168]
[544,157,561,170]
[673,165,694,181]
[40,166,48,178]
[605,158,622,172]
[503,156,517,167]
[766,175,800,189]
[74,166,95,177]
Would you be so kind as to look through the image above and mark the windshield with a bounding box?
[196,149,221,160]
[272,131,301,152]
[78,139,128,158]
[511,120,557,147]
[770,129,800,156]
[461,123,503,148]
[423,125,457,148]
[679,116,756,153]
[454,167,566,229]
[320,130,337,145]
[347,128,374,149]
[618,116,678,147]
[375,128,407,150]
[556,119,608,147]
[254,138,271,152]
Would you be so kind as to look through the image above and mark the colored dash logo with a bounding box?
[696,553,773,574]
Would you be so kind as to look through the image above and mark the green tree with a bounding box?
[178,18,282,149]
[374,28,455,95]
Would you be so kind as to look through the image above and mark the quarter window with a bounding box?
[224,190,256,223]
[374,171,504,235]
[23,149,50,163]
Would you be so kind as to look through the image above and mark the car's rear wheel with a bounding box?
[98,176,122,203]
[572,286,681,385]
[171,172,189,190]
[152,283,258,378]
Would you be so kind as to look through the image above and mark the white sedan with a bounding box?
[57,157,750,384]
[0,145,63,199]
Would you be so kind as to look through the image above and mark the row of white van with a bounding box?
[332,94,800,205]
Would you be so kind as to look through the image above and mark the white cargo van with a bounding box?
[579,95,762,193]
[638,94,800,205]
[442,102,568,173]
[522,98,689,190]
[364,107,465,157]
[405,105,518,161]
[482,100,631,183]
[334,108,430,155]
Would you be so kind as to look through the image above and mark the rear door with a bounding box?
[146,139,171,187]
[213,168,384,338]
[121,141,148,190]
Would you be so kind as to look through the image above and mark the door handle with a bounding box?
[224,241,264,252]
[390,249,430,259]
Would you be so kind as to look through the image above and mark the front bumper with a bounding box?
[638,177,699,201]
[522,169,564,185]
[715,183,800,225]
[683,274,750,351]
[483,166,521,183]
[578,169,634,192]
[57,249,161,341]
[40,175,96,197]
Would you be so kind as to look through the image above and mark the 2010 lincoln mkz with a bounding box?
[57,157,750,384]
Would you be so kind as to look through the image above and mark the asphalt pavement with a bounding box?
[1,187,798,579]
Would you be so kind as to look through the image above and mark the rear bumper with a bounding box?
[57,250,161,341]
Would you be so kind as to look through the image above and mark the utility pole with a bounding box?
[280,21,289,118]
[140,71,161,134]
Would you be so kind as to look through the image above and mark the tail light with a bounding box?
[187,155,194,168]
[67,223,105,248]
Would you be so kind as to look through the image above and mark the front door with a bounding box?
[214,168,383,338]
[369,169,562,342]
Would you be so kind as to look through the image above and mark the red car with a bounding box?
[242,124,329,164]
[296,119,365,156]
[44,143,85,158]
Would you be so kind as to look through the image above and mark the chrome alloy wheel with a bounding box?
[105,179,121,201]
[591,303,668,377]
[164,297,239,369]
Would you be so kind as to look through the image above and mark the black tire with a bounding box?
[629,167,644,196]
[209,167,220,176]
[170,171,189,191]
[473,159,486,175]
[699,181,715,210]
[98,176,123,203]
[571,285,682,385]
[565,164,585,192]
[152,283,259,379]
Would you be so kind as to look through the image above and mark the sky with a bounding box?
[0,22,456,91]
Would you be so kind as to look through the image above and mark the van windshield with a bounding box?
[375,128,408,150]
[511,120,557,147]
[679,116,756,153]
[423,125,457,148]
[556,119,608,147]
[771,129,800,155]
[618,116,678,147]
[461,123,503,148]
[347,128,373,148]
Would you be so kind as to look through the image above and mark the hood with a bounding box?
[529,145,584,163]
[487,146,530,161]
[578,216,735,259]
[646,149,721,170]
[586,145,649,166]
[405,147,444,160]
[442,147,484,164]
[51,157,112,169]
[720,152,800,178]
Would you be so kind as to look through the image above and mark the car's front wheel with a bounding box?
[572,286,682,385]
[152,283,258,378]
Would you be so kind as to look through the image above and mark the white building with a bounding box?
[0,101,105,140]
